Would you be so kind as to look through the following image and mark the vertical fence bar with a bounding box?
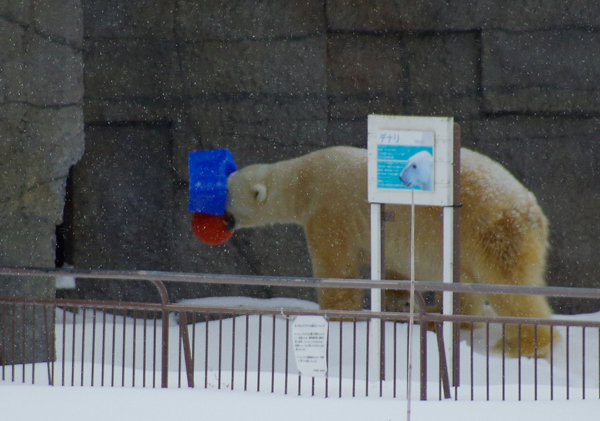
[339,319,343,398]
[91,309,97,387]
[61,306,66,386]
[111,309,117,387]
[365,317,369,397]
[142,310,147,388]
[582,326,586,400]
[257,314,262,392]
[101,309,107,387]
[354,318,359,398]
[470,323,474,401]
[419,318,427,401]
[43,305,54,386]
[178,320,183,388]
[122,309,128,386]
[218,315,223,389]
[486,323,490,401]
[566,326,570,400]
[231,313,236,391]
[284,317,289,395]
[71,310,77,386]
[8,303,14,381]
[379,317,384,397]
[0,305,4,381]
[271,314,276,394]
[501,324,506,401]
[160,308,169,389]
[31,306,36,384]
[192,313,197,379]
[244,313,249,391]
[21,304,26,383]
[81,308,86,386]
[153,311,158,388]
[550,327,554,400]
[204,313,209,389]
[534,324,538,401]
[325,318,330,398]
[132,309,137,387]
[518,324,522,401]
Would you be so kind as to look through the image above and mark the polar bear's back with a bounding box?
[296,146,369,203]
[460,148,547,231]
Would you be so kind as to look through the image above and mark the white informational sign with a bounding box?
[366,114,458,391]
[368,115,454,206]
[292,316,328,377]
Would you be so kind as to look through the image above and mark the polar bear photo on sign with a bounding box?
[399,150,433,191]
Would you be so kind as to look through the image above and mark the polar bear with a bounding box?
[226,146,555,358]
[400,150,433,191]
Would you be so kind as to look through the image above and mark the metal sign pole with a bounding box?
[370,202,382,384]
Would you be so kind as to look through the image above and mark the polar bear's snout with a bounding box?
[225,212,236,231]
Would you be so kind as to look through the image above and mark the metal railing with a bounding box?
[1,267,600,401]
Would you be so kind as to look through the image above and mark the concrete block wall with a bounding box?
[0,0,84,362]
[71,0,600,312]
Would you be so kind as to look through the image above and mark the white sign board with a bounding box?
[292,316,328,377]
[368,115,454,206]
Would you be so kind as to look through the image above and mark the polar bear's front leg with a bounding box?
[487,293,557,358]
[311,252,364,311]
[317,288,364,311]
[305,213,365,312]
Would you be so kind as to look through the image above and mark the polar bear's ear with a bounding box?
[252,183,268,202]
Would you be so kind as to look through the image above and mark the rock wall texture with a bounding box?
[0,1,84,362]
[67,0,600,313]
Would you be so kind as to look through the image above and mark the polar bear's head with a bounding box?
[399,150,433,191]
[226,163,293,229]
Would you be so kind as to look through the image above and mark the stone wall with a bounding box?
[0,1,84,362]
[72,0,600,313]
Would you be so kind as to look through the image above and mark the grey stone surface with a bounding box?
[0,105,84,260]
[327,0,600,32]
[0,0,84,364]
[82,0,175,39]
[327,34,403,96]
[84,39,182,100]
[182,37,326,95]
[185,96,328,169]
[177,0,325,40]
[482,30,600,114]
[32,0,84,46]
[404,33,482,119]
[1,26,83,106]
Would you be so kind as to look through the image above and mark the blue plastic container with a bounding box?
[188,149,237,215]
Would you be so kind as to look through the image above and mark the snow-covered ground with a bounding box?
[2,297,600,420]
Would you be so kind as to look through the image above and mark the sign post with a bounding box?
[367,115,459,403]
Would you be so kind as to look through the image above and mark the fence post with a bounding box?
[178,312,195,388]
[151,281,170,388]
